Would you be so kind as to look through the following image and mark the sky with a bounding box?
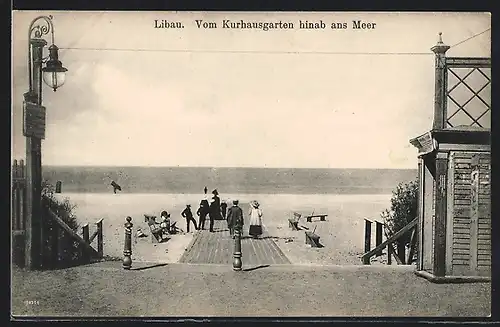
[11,11,491,168]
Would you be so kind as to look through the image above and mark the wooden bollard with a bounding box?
[233,227,242,271]
[123,216,133,270]
[375,221,383,256]
[363,219,372,264]
[55,180,62,193]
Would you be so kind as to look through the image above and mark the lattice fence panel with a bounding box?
[446,66,491,128]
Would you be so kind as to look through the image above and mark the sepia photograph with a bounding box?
[11,11,491,318]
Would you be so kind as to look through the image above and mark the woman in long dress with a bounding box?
[248,200,263,238]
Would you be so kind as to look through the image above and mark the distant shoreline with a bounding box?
[42,166,417,195]
[42,165,417,171]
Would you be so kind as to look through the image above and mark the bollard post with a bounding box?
[363,219,372,264]
[233,227,242,271]
[375,221,383,256]
[123,216,133,270]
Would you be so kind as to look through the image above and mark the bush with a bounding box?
[41,180,84,267]
[380,179,418,246]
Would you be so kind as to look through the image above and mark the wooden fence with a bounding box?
[11,159,104,269]
[12,160,26,266]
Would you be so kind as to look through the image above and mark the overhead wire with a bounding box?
[57,28,491,55]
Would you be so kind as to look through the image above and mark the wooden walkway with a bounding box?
[179,220,290,265]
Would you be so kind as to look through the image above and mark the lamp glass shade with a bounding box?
[42,71,66,91]
[42,44,68,91]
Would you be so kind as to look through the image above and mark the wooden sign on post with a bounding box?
[23,101,46,139]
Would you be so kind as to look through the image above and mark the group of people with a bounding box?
[156,187,264,238]
[168,188,226,233]
[225,199,263,239]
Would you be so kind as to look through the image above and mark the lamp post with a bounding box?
[24,15,67,270]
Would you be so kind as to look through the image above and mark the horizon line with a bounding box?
[39,164,417,170]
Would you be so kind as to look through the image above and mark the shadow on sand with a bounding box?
[130,263,168,271]
[242,264,271,272]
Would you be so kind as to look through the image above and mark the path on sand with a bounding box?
[179,220,290,265]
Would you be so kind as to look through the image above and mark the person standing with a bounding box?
[196,196,210,230]
[209,189,221,232]
[248,200,263,238]
[226,199,243,238]
[220,200,228,220]
[181,204,198,233]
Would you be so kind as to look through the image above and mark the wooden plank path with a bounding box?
[179,220,290,265]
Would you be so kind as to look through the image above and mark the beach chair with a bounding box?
[288,212,301,231]
[305,231,321,248]
[145,215,167,243]
[304,226,322,248]
[168,221,180,234]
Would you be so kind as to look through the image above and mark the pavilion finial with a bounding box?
[438,32,444,44]
[431,31,450,54]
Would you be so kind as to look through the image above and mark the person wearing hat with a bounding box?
[226,199,244,238]
[220,200,228,220]
[181,204,198,233]
[196,196,210,230]
[248,200,263,238]
[208,189,221,232]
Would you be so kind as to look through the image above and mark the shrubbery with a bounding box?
[41,181,84,267]
[380,179,418,246]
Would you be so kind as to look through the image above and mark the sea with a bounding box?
[43,167,417,260]
[42,166,417,195]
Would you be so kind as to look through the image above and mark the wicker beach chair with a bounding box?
[145,215,168,243]
[288,212,301,231]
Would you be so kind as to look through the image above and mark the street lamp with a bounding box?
[23,15,67,270]
[42,44,68,92]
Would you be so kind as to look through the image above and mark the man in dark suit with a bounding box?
[209,189,221,232]
[221,200,228,220]
[226,199,244,238]
[196,197,210,230]
[181,204,198,233]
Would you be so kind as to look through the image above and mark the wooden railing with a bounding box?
[82,219,104,261]
[362,218,418,265]
[43,204,103,267]
[11,159,104,269]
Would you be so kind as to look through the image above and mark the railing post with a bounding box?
[233,226,242,271]
[82,224,89,243]
[96,219,103,257]
[375,221,383,256]
[50,223,59,268]
[431,32,450,130]
[385,224,392,265]
[363,219,372,264]
[123,216,133,270]
[397,241,406,264]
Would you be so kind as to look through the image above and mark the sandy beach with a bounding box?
[54,192,391,265]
